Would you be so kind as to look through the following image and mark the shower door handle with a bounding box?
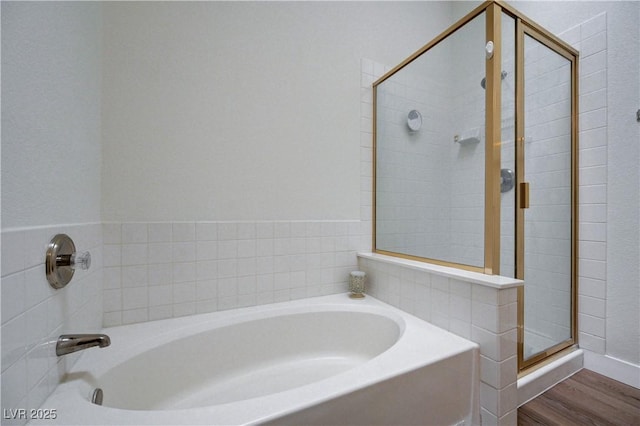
[519,182,530,209]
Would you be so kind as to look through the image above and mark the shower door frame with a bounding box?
[511,12,580,372]
[371,0,579,372]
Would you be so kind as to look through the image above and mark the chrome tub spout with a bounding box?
[56,334,111,356]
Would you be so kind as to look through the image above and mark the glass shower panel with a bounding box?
[500,13,516,278]
[375,12,486,268]
[522,34,573,359]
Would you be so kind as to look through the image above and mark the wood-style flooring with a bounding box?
[518,369,640,426]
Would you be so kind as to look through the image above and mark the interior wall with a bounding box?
[1,1,104,418]
[101,1,453,222]
[1,2,102,228]
[2,2,460,415]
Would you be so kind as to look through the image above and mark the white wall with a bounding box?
[3,0,458,417]
[98,2,457,325]
[101,1,453,222]
[1,2,104,422]
[1,2,102,228]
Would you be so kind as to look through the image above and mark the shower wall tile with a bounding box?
[580,165,607,187]
[103,220,365,327]
[575,13,608,354]
[580,70,606,96]
[579,295,606,318]
[1,223,103,425]
[579,89,606,116]
[581,147,607,170]
[579,51,606,80]
[121,223,147,244]
[580,240,606,262]
[578,330,606,354]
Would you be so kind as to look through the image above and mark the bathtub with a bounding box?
[34,294,480,425]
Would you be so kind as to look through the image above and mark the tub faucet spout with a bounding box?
[56,334,111,356]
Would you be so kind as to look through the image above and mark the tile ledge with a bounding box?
[357,252,524,289]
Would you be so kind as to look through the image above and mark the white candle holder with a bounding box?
[349,271,366,298]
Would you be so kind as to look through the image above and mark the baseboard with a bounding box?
[583,350,640,389]
[517,349,584,406]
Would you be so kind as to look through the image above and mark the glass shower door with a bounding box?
[519,28,576,365]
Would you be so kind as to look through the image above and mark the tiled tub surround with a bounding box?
[103,221,369,326]
[1,224,103,425]
[358,253,522,426]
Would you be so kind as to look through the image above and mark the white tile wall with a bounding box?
[1,223,103,425]
[575,13,608,355]
[103,221,368,326]
[357,254,520,423]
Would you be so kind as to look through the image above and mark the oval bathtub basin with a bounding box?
[100,311,400,410]
[35,294,480,425]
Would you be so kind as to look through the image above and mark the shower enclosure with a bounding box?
[372,1,578,372]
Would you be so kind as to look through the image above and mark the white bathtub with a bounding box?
[34,294,480,425]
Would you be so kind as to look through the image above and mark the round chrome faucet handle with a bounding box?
[71,251,91,270]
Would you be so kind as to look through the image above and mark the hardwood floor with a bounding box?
[518,369,640,425]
